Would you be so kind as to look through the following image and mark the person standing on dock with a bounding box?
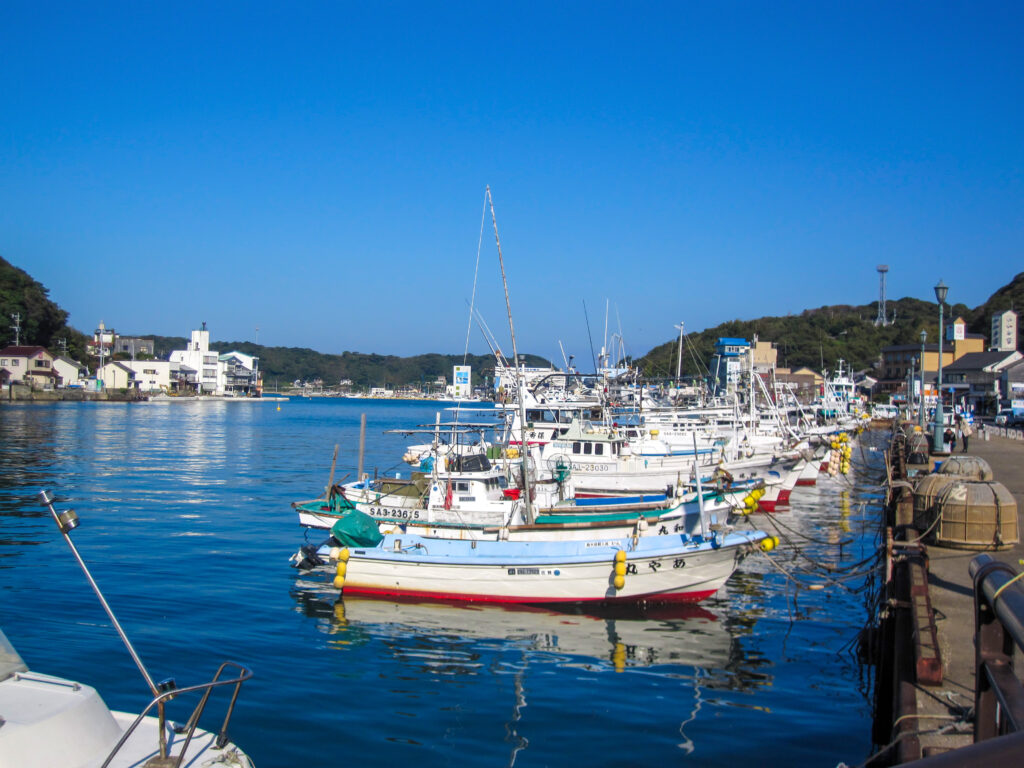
[957,414,972,452]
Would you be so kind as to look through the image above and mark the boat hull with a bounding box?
[320,531,763,605]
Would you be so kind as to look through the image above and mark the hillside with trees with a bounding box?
[634,295,977,379]
[0,255,90,358]
[4,254,1021,387]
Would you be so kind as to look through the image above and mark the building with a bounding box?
[711,337,751,393]
[97,361,138,390]
[218,351,261,396]
[877,318,985,396]
[751,339,778,374]
[942,350,1022,415]
[168,324,260,396]
[111,360,184,392]
[991,309,1018,352]
[113,336,155,357]
[1000,359,1024,411]
[52,355,88,387]
[0,346,57,388]
[169,326,221,394]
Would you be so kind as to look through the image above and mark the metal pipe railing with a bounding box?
[101,661,253,768]
[969,554,1024,742]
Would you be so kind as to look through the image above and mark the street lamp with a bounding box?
[918,330,927,431]
[933,280,949,451]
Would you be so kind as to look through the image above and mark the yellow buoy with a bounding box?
[613,574,625,590]
[760,537,775,552]
[339,548,351,562]
[612,642,626,673]
[333,575,346,589]
[614,561,627,577]
[615,550,627,563]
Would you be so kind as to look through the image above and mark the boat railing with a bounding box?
[101,660,253,768]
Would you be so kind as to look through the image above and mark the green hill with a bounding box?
[635,294,979,378]
[0,255,90,358]
[4,252,1021,386]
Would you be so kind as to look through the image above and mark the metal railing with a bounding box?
[101,661,253,768]
[970,554,1024,740]
[895,555,1024,766]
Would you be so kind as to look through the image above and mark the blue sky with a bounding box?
[2,2,1021,365]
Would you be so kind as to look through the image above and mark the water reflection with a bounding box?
[291,584,738,673]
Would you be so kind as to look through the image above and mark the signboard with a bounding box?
[947,322,965,341]
[453,365,471,399]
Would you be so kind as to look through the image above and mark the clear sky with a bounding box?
[2,2,1021,366]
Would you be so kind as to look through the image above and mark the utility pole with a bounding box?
[674,322,685,386]
[11,313,21,346]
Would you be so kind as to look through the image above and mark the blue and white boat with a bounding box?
[298,526,769,605]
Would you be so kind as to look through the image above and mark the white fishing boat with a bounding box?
[0,492,255,768]
[301,525,769,605]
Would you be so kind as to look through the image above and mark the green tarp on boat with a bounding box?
[330,509,384,547]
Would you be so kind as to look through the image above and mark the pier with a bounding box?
[874,426,1024,764]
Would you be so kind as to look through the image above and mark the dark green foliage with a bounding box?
[967,271,1024,345]
[636,295,980,377]
[0,255,90,359]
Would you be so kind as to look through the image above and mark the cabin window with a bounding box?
[455,481,469,492]
[583,443,592,455]
[595,444,603,455]
[572,442,581,454]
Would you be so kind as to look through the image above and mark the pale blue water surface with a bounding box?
[0,399,883,767]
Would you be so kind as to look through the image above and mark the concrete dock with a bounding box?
[876,426,1024,763]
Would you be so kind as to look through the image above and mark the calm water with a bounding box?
[0,399,883,767]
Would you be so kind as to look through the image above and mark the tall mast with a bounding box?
[486,186,533,525]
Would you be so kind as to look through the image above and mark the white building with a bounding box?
[991,310,1018,352]
[169,326,220,394]
[168,325,260,396]
[218,351,260,396]
[117,360,178,392]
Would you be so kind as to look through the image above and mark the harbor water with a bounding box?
[0,399,882,766]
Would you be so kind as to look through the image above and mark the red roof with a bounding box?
[0,345,50,357]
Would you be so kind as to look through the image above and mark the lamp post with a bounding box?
[933,280,949,451]
[918,330,927,432]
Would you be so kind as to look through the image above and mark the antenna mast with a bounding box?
[875,265,890,326]
[486,186,533,525]
[11,313,21,346]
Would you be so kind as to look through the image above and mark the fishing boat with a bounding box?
[296,523,769,605]
[0,491,255,768]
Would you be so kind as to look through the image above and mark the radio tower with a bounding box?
[875,265,890,326]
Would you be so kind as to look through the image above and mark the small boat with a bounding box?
[0,491,254,768]
[296,525,769,605]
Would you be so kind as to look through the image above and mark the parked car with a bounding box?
[995,409,1024,426]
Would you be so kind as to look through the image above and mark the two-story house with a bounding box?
[0,346,58,389]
